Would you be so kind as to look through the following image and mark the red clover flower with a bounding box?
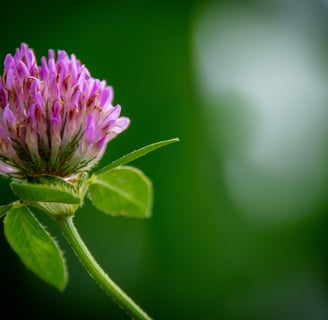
[0,43,130,179]
[0,43,178,320]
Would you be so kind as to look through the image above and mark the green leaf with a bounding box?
[89,166,153,218]
[0,203,13,218]
[10,180,81,204]
[4,206,67,291]
[94,137,179,175]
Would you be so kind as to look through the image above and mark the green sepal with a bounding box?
[10,180,81,204]
[4,206,68,291]
[10,173,88,217]
[94,138,179,175]
[88,166,153,218]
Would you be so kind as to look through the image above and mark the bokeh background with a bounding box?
[1,0,328,319]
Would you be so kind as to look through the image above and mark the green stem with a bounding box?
[57,216,152,320]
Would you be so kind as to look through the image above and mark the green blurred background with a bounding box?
[1,0,328,319]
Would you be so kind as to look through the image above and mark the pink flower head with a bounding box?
[0,43,130,178]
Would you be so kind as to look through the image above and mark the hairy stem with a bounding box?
[57,216,152,320]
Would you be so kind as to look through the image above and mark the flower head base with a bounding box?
[0,43,130,179]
